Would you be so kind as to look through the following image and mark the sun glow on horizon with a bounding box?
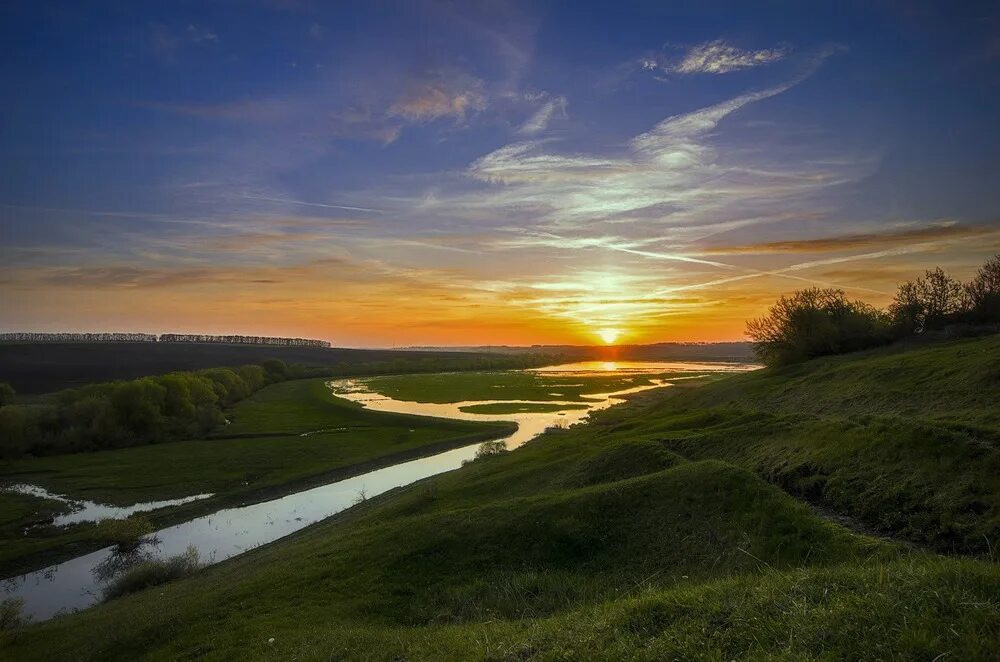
[597,328,622,344]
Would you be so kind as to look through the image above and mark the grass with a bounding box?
[361,369,691,403]
[0,379,512,576]
[101,547,201,602]
[457,402,591,414]
[636,334,1000,554]
[0,337,997,659]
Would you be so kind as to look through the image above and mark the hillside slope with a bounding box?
[642,335,1000,553]
[2,338,998,660]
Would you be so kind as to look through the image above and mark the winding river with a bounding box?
[1,361,756,621]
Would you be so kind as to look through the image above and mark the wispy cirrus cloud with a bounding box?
[675,39,788,74]
[403,48,920,332]
[699,222,1000,255]
[388,73,487,122]
[516,96,566,135]
[462,48,846,228]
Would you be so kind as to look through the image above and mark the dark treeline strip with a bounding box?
[0,332,330,348]
[0,353,553,460]
[748,254,1000,366]
[158,334,330,348]
[0,333,158,343]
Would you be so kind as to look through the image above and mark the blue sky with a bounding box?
[2,1,999,345]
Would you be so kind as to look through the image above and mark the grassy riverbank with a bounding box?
[361,367,723,403]
[0,379,512,577]
[2,337,997,659]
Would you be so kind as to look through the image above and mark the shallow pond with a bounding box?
[2,360,757,621]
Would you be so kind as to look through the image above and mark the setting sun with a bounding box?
[597,328,622,344]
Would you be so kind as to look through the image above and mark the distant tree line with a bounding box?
[158,334,331,348]
[0,359,293,459]
[0,333,331,348]
[748,254,1000,367]
[0,352,554,459]
[0,332,158,343]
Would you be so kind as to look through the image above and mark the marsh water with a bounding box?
[2,361,756,621]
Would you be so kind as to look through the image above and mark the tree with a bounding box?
[966,254,1000,323]
[0,382,14,408]
[747,288,890,367]
[889,267,968,333]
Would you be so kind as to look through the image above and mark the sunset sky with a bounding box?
[2,1,999,346]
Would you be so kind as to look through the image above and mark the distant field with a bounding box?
[0,379,512,576]
[361,369,696,404]
[458,402,591,414]
[0,342,538,394]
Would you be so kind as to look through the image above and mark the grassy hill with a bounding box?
[1,337,998,660]
[644,335,1000,554]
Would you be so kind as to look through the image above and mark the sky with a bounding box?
[2,0,999,347]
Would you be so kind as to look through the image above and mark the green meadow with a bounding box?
[360,369,694,403]
[0,379,512,576]
[2,336,998,659]
[457,402,591,414]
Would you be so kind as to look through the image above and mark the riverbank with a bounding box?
[2,338,997,659]
[0,379,513,577]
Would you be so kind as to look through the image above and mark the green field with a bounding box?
[2,337,998,660]
[361,369,693,403]
[0,379,512,576]
[457,402,591,414]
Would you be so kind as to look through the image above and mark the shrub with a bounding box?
[463,440,509,465]
[101,546,200,601]
[747,288,891,366]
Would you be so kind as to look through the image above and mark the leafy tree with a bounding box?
[889,267,968,333]
[966,254,1000,323]
[260,358,290,382]
[747,288,890,366]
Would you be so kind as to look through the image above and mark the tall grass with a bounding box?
[101,547,201,601]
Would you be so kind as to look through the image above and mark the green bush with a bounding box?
[0,361,289,459]
[463,440,509,465]
[101,546,201,601]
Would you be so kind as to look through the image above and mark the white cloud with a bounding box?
[388,77,487,122]
[516,96,567,135]
[676,40,787,74]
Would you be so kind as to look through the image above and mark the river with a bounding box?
[1,361,756,621]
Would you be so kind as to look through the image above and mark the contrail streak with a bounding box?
[240,195,384,214]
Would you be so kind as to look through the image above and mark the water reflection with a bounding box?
[530,360,760,376]
[329,378,665,448]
